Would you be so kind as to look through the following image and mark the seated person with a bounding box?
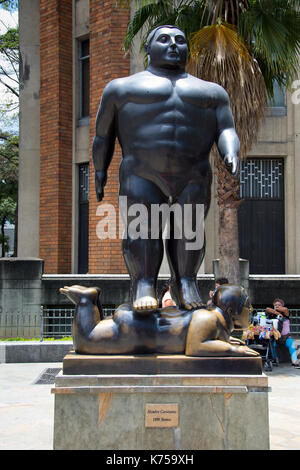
[207,277,229,307]
[266,298,300,368]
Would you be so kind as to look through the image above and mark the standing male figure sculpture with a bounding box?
[92,25,239,313]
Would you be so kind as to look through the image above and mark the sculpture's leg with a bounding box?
[166,182,210,310]
[119,174,166,312]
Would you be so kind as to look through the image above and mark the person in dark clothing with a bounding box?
[207,277,229,307]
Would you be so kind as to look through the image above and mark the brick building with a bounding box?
[18,0,300,277]
[19,0,130,275]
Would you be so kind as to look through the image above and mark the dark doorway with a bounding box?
[78,163,89,273]
[238,159,285,274]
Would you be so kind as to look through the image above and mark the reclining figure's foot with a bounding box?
[132,280,158,314]
[59,285,100,305]
[177,277,204,310]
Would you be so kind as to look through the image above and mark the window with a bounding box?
[267,81,285,107]
[239,159,284,200]
[266,80,286,116]
[79,39,90,118]
[238,159,285,274]
[79,163,89,203]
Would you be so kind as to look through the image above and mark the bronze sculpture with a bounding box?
[60,26,258,360]
[92,25,239,313]
[60,284,258,357]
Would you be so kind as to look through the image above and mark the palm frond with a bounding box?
[121,0,299,150]
[238,0,300,97]
[188,22,266,158]
[123,0,177,52]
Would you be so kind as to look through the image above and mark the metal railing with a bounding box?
[40,306,115,341]
[1,306,300,340]
[286,309,300,336]
[0,313,41,339]
[0,306,115,341]
[41,307,74,340]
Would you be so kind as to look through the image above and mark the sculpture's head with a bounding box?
[212,285,252,330]
[145,25,188,70]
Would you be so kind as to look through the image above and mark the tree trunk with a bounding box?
[216,155,243,285]
[219,205,240,284]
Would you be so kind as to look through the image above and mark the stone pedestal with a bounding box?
[213,258,249,291]
[52,354,270,450]
[0,258,44,338]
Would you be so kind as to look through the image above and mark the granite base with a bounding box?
[52,354,269,450]
[62,351,263,375]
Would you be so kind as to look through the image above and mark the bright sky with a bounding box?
[0,7,18,33]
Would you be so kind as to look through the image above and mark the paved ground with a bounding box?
[266,363,300,450]
[0,361,299,450]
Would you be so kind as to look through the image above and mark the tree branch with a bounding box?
[0,77,19,97]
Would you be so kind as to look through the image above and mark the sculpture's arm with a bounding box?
[186,339,258,357]
[92,81,117,202]
[215,90,240,178]
[185,310,258,357]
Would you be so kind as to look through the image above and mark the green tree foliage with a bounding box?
[0,131,18,256]
[238,0,300,99]
[0,0,18,12]
[0,196,16,256]
[0,0,19,125]
[0,26,19,98]
[123,0,300,102]
[0,0,18,256]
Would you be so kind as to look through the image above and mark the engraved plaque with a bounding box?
[145,404,179,428]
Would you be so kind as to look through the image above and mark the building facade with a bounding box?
[18,0,300,276]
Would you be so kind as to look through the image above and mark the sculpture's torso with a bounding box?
[111,70,222,198]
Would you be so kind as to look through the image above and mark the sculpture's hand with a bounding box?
[95,170,107,202]
[229,336,245,346]
[224,154,239,179]
[233,344,260,357]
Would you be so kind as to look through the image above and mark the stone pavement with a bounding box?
[0,361,299,450]
[266,363,300,450]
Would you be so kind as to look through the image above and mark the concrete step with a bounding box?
[0,341,73,363]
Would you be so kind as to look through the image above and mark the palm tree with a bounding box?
[120,0,300,283]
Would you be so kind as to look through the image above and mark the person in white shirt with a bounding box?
[161,280,176,308]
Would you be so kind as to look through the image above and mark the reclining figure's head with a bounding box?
[213,285,251,330]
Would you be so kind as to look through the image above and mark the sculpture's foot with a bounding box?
[59,285,100,305]
[133,296,158,313]
[132,281,158,314]
[177,277,204,310]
